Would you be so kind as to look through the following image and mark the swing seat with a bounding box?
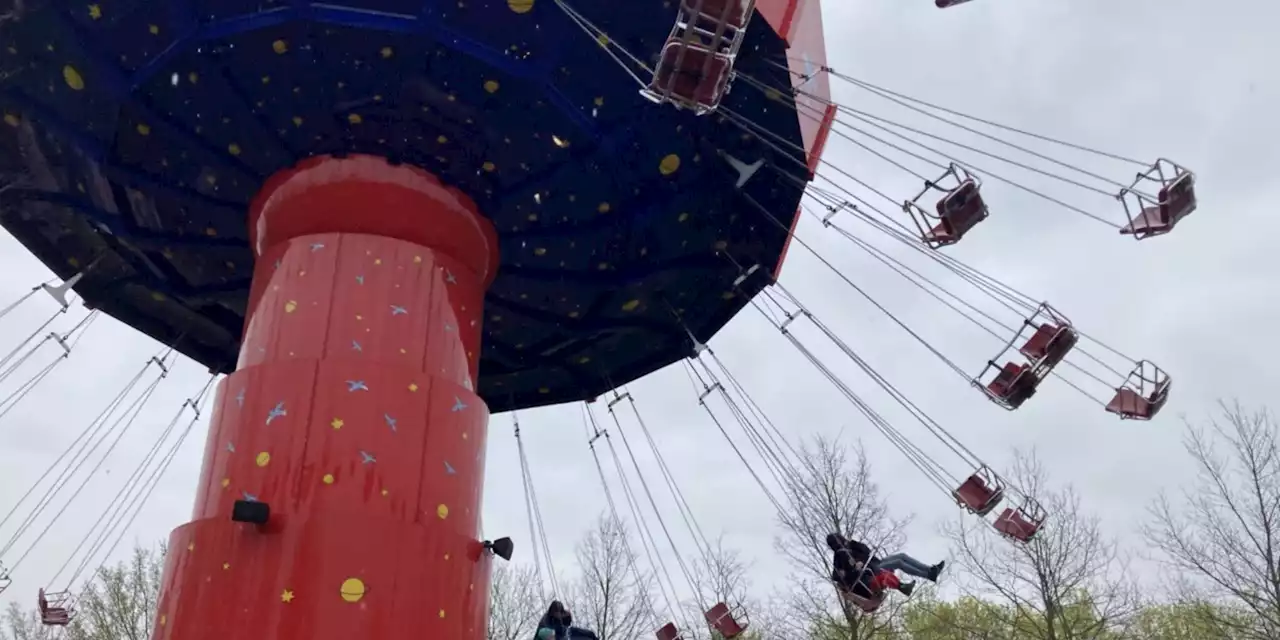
[936,0,975,6]
[953,472,1005,516]
[683,0,751,31]
[994,506,1044,542]
[1018,323,1078,370]
[983,362,1039,409]
[1105,360,1171,420]
[704,601,748,638]
[925,179,987,246]
[38,588,73,626]
[656,622,684,640]
[644,41,734,113]
[0,571,10,596]
[1120,172,1196,238]
[839,588,883,613]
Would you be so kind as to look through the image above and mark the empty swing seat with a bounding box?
[1121,172,1197,238]
[925,179,987,245]
[656,622,684,640]
[1106,382,1171,420]
[985,362,1038,409]
[1018,323,1078,369]
[704,602,748,638]
[683,0,751,30]
[648,41,734,111]
[994,506,1044,542]
[38,589,72,626]
[953,473,1005,516]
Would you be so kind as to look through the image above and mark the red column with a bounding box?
[152,155,499,640]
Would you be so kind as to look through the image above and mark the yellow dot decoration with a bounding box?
[223,562,231,570]
[659,154,681,175]
[380,46,394,59]
[483,80,500,94]
[508,0,534,13]
[348,113,362,124]
[228,143,241,156]
[323,473,335,484]
[593,96,604,107]
[596,33,609,47]
[281,590,295,603]
[273,40,288,54]
[188,72,199,83]
[187,542,195,552]
[63,66,85,91]
[158,614,166,626]
[88,5,103,20]
[292,116,303,127]
[678,212,690,222]
[149,24,159,35]
[284,300,298,313]
[413,255,423,263]
[340,578,366,603]
[533,247,547,256]
[539,387,550,394]
[438,609,446,619]
[220,477,230,488]
[255,452,271,467]
[621,299,640,312]
[5,113,21,127]
[597,202,611,213]
[331,418,344,430]
[136,123,151,135]
[436,504,449,520]
[408,383,419,392]
[721,291,736,300]
[482,161,495,172]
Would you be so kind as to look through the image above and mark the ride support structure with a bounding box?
[153,155,498,640]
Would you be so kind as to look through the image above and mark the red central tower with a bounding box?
[154,155,499,639]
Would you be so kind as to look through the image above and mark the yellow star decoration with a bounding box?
[281,590,295,603]
[331,418,344,430]
[438,609,446,619]
[408,382,419,392]
[381,489,389,497]
[88,4,102,19]
[187,542,195,552]
[413,255,423,263]
[221,477,230,488]
[159,614,166,626]
[443,553,450,561]
[223,563,231,570]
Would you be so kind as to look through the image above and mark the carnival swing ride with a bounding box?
[0,0,1195,636]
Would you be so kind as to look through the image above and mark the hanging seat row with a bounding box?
[953,466,1046,543]
[902,160,1197,248]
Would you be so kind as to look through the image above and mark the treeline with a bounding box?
[489,403,1280,640]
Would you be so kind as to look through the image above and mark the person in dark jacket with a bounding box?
[827,532,946,582]
[534,601,599,640]
[827,533,924,598]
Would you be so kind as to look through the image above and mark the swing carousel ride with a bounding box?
[0,0,1195,637]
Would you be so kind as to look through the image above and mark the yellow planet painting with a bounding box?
[340,578,366,603]
[256,452,271,467]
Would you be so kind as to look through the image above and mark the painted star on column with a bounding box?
[444,269,457,284]
[346,380,369,392]
[242,491,259,502]
[310,242,325,252]
[444,461,456,475]
[356,275,365,285]
[360,451,377,465]
[352,340,363,352]
[266,402,287,425]
[235,388,245,408]
[384,414,397,432]
[444,323,455,332]
[451,397,467,412]
[390,305,407,315]
[226,442,236,453]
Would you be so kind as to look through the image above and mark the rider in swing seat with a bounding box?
[534,601,599,640]
[827,533,916,598]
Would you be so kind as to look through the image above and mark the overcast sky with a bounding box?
[2,0,1277,617]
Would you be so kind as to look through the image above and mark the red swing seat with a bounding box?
[953,468,1006,516]
[656,622,684,640]
[994,500,1047,543]
[644,41,735,114]
[704,601,749,638]
[682,0,752,31]
[904,164,989,248]
[839,587,884,613]
[1105,360,1171,420]
[38,588,73,626]
[1119,159,1197,239]
[1018,323,1077,371]
[979,362,1039,410]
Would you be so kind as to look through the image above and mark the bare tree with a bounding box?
[771,436,911,640]
[2,545,163,640]
[570,514,658,640]
[1144,402,1279,638]
[489,563,544,640]
[944,450,1140,640]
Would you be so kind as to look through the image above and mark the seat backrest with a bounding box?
[954,475,993,511]
[657,623,682,640]
[704,602,730,625]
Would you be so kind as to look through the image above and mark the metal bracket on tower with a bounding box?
[607,392,631,409]
[588,429,608,445]
[49,331,71,357]
[822,202,856,227]
[719,151,764,189]
[732,263,761,289]
[41,272,84,311]
[697,381,723,403]
[149,355,171,377]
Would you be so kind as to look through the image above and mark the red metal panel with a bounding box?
[154,157,496,640]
